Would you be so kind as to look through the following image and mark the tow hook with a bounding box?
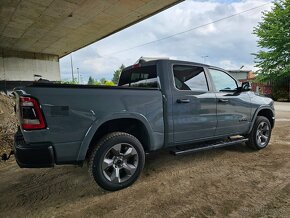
[1,150,14,161]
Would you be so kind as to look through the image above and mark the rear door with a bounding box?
[207,68,251,136]
[172,64,217,144]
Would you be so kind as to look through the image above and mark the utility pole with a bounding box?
[70,54,74,81]
[201,55,209,64]
[77,67,80,84]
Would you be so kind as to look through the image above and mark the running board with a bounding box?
[170,138,248,156]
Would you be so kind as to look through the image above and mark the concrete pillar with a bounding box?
[0,49,60,82]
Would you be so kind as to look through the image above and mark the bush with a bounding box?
[271,82,289,101]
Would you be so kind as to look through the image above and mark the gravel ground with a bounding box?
[0,93,17,160]
[0,97,289,218]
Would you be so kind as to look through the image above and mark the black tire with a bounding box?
[246,116,272,150]
[88,132,145,191]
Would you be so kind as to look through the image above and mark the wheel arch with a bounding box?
[77,113,154,161]
[248,106,275,133]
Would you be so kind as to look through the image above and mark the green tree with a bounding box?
[61,78,78,84]
[253,0,290,82]
[112,64,125,84]
[104,80,115,86]
[94,80,101,85]
[100,78,106,84]
[87,76,95,85]
[87,76,115,86]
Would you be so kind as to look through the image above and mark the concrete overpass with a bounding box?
[0,0,182,89]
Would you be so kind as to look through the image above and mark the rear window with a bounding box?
[118,65,158,88]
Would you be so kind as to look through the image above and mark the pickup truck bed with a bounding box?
[14,83,164,166]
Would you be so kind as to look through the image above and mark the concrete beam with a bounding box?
[0,49,60,81]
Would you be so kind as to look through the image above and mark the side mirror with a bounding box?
[238,81,251,92]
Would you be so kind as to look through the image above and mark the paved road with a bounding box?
[275,102,290,112]
[274,102,290,121]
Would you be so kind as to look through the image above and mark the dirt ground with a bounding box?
[0,93,17,157]
[0,97,289,218]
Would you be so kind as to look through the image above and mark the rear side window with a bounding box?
[173,65,208,92]
[118,65,158,88]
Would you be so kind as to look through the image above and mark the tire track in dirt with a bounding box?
[55,140,290,217]
[0,165,101,217]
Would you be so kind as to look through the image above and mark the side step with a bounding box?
[170,138,248,156]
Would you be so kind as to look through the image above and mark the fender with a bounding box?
[76,112,156,161]
[247,105,275,134]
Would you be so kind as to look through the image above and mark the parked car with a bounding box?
[13,59,275,191]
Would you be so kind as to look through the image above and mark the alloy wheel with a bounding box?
[256,121,270,147]
[101,143,139,184]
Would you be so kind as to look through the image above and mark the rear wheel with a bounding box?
[246,116,271,150]
[88,132,145,191]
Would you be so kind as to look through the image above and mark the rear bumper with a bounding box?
[13,131,55,168]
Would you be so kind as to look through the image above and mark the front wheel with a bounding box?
[246,116,272,150]
[88,132,145,191]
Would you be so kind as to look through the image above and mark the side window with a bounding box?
[208,69,237,92]
[173,65,208,92]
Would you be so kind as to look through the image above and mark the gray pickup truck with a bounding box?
[13,59,275,191]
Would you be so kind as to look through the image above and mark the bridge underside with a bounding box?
[0,0,181,86]
[0,0,181,57]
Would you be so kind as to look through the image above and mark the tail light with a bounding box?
[19,96,46,130]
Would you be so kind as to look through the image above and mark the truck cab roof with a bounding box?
[125,58,220,72]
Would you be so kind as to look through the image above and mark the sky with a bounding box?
[59,0,273,83]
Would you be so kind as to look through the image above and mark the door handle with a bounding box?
[177,99,190,103]
[218,99,229,103]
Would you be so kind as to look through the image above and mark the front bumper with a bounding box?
[13,130,55,168]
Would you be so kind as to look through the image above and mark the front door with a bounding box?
[172,65,217,144]
[207,68,252,136]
